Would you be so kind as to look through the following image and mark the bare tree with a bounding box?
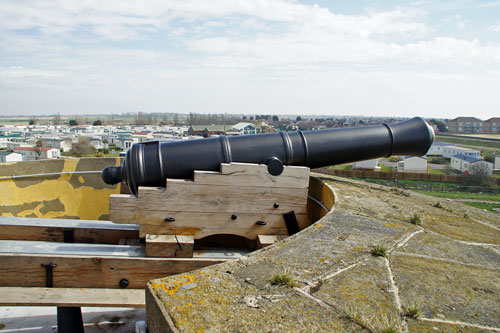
[463,162,493,188]
[52,113,63,125]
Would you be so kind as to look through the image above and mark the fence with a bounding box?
[313,167,500,186]
[398,183,500,194]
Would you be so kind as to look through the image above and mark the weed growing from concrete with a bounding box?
[463,212,470,219]
[343,306,375,332]
[271,271,298,287]
[404,304,420,319]
[409,213,422,225]
[375,314,403,333]
[432,202,443,208]
[370,244,388,258]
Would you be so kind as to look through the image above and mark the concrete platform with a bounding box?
[146,174,500,332]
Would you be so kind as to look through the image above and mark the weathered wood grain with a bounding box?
[145,234,194,258]
[0,253,225,289]
[0,287,145,307]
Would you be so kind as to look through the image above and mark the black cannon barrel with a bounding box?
[102,117,434,196]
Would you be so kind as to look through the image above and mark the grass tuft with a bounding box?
[370,244,388,258]
[271,271,298,287]
[404,303,420,319]
[432,202,443,209]
[409,213,422,225]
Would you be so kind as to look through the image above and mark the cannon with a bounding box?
[102,117,434,196]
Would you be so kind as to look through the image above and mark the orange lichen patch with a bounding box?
[150,274,195,296]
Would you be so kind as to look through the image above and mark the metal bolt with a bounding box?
[164,217,175,222]
[256,221,267,226]
[119,278,129,288]
[273,203,279,208]
[231,214,237,220]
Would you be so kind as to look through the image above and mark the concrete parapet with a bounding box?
[146,174,500,332]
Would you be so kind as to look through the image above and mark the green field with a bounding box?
[412,190,500,202]
[436,135,500,150]
[462,202,500,213]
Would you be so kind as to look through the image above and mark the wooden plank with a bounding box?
[0,217,139,244]
[0,253,226,289]
[193,163,310,189]
[220,163,309,178]
[194,170,309,189]
[146,234,194,258]
[0,287,145,307]
[110,185,308,216]
[0,240,144,257]
[256,235,287,249]
[134,212,309,239]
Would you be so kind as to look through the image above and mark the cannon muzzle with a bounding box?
[102,117,434,195]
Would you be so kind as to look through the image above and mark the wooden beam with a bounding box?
[0,287,145,307]
[145,234,194,258]
[194,163,310,189]
[256,235,287,249]
[0,217,139,244]
[0,253,226,289]
[137,213,309,239]
[110,185,308,216]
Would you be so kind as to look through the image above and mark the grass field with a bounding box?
[436,135,500,150]
[462,202,500,213]
[412,190,500,202]
[427,167,446,175]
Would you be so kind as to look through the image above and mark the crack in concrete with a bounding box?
[425,228,499,248]
[392,252,500,270]
[419,317,500,332]
[383,257,408,333]
[393,229,424,251]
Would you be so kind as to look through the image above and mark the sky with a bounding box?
[0,0,499,119]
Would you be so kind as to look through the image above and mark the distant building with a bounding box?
[0,151,23,163]
[188,125,230,137]
[447,116,500,133]
[426,142,453,156]
[398,156,427,173]
[231,122,257,135]
[116,137,136,150]
[483,118,500,133]
[442,146,480,159]
[451,154,493,176]
[353,159,380,170]
[0,134,22,149]
[13,147,60,161]
[132,131,153,143]
[40,138,73,152]
[447,117,483,133]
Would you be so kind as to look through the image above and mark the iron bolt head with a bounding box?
[119,278,129,288]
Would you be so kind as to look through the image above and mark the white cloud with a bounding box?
[1,0,500,118]
[487,24,500,32]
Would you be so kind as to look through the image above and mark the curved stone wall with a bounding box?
[0,158,121,220]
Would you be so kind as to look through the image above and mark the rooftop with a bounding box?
[452,154,483,163]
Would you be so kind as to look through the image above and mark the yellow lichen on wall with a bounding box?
[0,158,121,220]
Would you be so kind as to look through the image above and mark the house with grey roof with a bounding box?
[426,141,454,156]
[0,151,23,163]
[443,146,480,159]
[398,156,427,172]
[451,154,493,176]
